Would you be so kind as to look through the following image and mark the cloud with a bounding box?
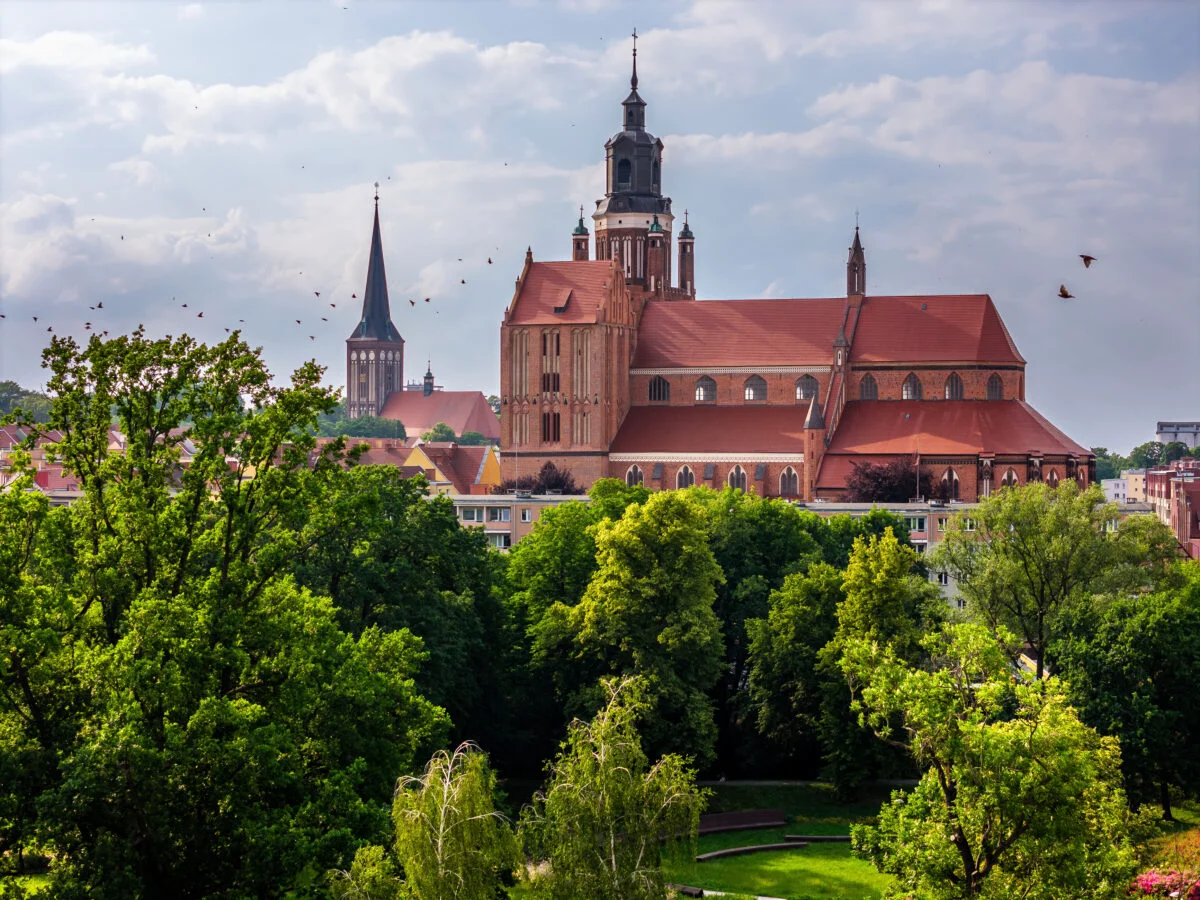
[107,158,160,185]
[0,31,153,74]
[177,4,204,21]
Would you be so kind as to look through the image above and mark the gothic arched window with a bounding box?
[944,372,963,400]
[902,373,923,400]
[780,466,799,496]
[677,465,694,489]
[744,375,767,401]
[1047,469,1059,488]
[695,376,716,403]
[649,376,670,403]
[616,158,632,189]
[626,465,643,487]
[860,374,878,400]
[796,375,819,402]
[728,465,747,491]
[986,373,1004,401]
[1001,468,1018,489]
[941,467,960,500]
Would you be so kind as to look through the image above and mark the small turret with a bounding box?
[678,209,695,297]
[846,225,866,296]
[572,205,590,261]
[423,362,434,397]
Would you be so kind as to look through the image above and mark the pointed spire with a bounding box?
[631,27,638,90]
[805,395,826,430]
[350,185,402,343]
[574,204,589,235]
[680,209,694,239]
[621,29,647,130]
[847,222,866,296]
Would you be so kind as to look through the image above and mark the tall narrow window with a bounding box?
[649,376,670,402]
[573,330,591,398]
[859,374,878,400]
[744,375,767,401]
[944,372,963,400]
[616,158,631,188]
[695,376,716,402]
[1047,469,1059,488]
[728,465,747,491]
[902,373,923,400]
[1001,468,1018,489]
[541,330,560,393]
[626,465,643,487]
[541,412,560,443]
[676,465,694,489]
[780,466,799,496]
[941,467,960,500]
[795,375,819,402]
[986,373,1003,400]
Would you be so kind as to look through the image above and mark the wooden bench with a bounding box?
[666,885,704,898]
[696,841,808,862]
[696,807,786,835]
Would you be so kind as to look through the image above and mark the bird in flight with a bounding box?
[98,302,103,309]
[32,316,38,322]
[351,293,357,299]
[197,312,204,318]
[424,297,430,303]
[1058,285,1075,299]
[314,291,320,297]
[1080,254,1096,268]
[460,279,466,285]
[487,257,493,265]
[409,299,415,306]
[182,303,188,308]
[309,335,315,341]
[330,303,336,308]
[321,316,328,321]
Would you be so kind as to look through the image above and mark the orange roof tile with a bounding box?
[851,295,1024,365]
[633,298,846,368]
[610,406,810,454]
[507,261,619,325]
[378,391,500,440]
[421,444,489,494]
[814,400,1090,489]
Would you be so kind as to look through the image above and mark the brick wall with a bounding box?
[847,367,1024,401]
[628,372,830,407]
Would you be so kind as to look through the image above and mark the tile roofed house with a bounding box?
[378,390,500,442]
[493,37,1092,501]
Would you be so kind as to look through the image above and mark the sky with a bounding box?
[1,0,1197,454]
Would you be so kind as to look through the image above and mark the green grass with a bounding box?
[1,874,51,895]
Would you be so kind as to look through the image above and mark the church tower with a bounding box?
[346,186,405,418]
[592,33,692,298]
[846,226,866,296]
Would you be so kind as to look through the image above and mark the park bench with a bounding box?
[696,807,786,835]
[666,885,704,898]
[695,840,808,861]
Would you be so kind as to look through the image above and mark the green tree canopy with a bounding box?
[931,481,1178,677]
[456,430,491,446]
[0,331,448,898]
[844,623,1138,899]
[517,678,706,900]
[421,421,457,442]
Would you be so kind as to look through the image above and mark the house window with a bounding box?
[649,376,670,402]
[902,373,923,400]
[744,375,767,401]
[728,465,747,491]
[937,516,948,532]
[487,507,511,523]
[780,466,799,496]
[695,376,716,402]
[626,465,643,487]
[962,518,976,532]
[460,507,482,522]
[905,516,927,533]
[676,465,695,489]
[520,508,532,523]
[937,572,950,586]
[1001,468,1018,489]
[944,372,963,400]
[859,374,878,400]
[986,373,1003,401]
[795,375,818,402]
[487,533,512,550]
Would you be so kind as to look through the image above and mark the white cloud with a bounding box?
[0,31,153,74]
[178,4,204,21]
[107,158,160,185]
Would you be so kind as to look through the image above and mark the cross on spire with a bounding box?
[631,28,638,89]
[374,181,380,207]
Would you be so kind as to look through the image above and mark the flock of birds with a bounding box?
[1059,254,1097,299]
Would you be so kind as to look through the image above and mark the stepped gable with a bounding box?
[378,391,500,440]
[632,298,846,368]
[610,406,810,454]
[507,260,620,325]
[851,295,1024,365]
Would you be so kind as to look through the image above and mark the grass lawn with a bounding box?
[1,874,50,895]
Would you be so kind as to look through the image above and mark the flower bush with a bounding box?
[1130,869,1200,899]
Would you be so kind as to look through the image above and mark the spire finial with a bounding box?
[684,209,689,226]
[374,181,380,207]
[855,207,859,229]
[580,204,584,220]
[631,28,638,90]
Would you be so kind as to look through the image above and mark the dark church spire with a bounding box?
[621,28,647,131]
[846,224,866,296]
[350,183,402,342]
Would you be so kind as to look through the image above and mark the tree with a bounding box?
[315,401,406,439]
[335,743,517,900]
[818,530,943,797]
[496,460,584,495]
[1053,561,1200,820]
[844,623,1138,899]
[486,394,500,417]
[0,380,51,422]
[1091,446,1131,481]
[422,421,457,442]
[745,562,844,768]
[532,491,725,764]
[846,456,933,503]
[0,331,448,898]
[818,507,917,570]
[457,430,491,446]
[932,481,1178,677]
[517,678,705,900]
[1163,440,1192,464]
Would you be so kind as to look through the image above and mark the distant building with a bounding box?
[343,188,499,444]
[1122,468,1147,502]
[1157,422,1200,449]
[1102,477,1127,503]
[1146,459,1200,558]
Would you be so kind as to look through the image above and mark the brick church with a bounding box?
[498,43,1094,501]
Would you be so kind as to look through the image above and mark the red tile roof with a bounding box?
[421,445,490,494]
[632,298,846,368]
[507,261,620,325]
[815,400,1090,489]
[851,295,1024,365]
[610,406,811,454]
[378,391,500,440]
